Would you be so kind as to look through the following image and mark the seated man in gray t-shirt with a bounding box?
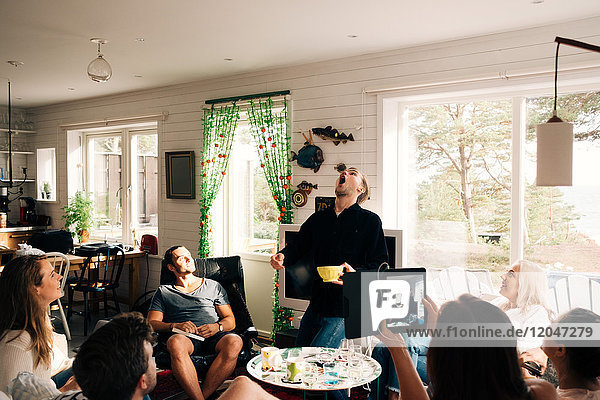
[148,246,243,400]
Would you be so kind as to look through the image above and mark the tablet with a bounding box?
[342,268,426,339]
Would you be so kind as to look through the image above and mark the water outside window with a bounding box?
[402,91,600,275]
[524,92,600,274]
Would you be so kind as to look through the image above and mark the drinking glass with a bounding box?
[303,363,317,387]
[323,361,339,385]
[317,351,334,365]
[347,354,363,382]
[350,344,362,357]
[286,347,300,360]
[339,339,351,360]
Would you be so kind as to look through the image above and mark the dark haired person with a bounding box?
[377,294,557,400]
[148,246,242,400]
[56,312,156,400]
[543,308,600,400]
[270,167,388,348]
[0,255,77,395]
[56,313,277,400]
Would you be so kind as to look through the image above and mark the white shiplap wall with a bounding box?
[31,17,600,334]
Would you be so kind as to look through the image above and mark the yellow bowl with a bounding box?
[317,266,344,282]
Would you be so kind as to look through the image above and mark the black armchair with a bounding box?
[154,255,258,375]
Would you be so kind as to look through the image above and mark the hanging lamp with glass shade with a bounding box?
[87,38,112,82]
[536,36,600,186]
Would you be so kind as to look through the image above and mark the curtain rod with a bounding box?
[363,64,600,95]
[59,112,168,129]
[205,90,290,105]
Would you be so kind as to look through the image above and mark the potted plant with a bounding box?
[42,181,51,200]
[61,191,95,242]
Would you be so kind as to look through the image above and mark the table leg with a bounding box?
[129,257,140,310]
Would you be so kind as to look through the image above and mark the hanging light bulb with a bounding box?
[87,38,112,82]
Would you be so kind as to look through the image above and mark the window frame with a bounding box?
[80,123,158,244]
[211,111,285,260]
[378,70,600,266]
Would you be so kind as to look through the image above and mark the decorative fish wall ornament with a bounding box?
[334,163,347,173]
[311,126,354,146]
[290,131,324,173]
[297,180,318,194]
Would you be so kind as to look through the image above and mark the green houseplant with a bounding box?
[42,181,51,199]
[61,191,95,242]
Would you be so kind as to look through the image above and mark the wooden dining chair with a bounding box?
[46,252,71,340]
[67,246,125,335]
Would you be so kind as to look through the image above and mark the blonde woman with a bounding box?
[496,260,554,376]
[0,255,77,394]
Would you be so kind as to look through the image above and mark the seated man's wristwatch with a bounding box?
[217,321,223,332]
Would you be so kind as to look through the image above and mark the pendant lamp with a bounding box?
[536,37,600,186]
[87,38,112,83]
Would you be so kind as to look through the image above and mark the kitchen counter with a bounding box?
[0,226,47,249]
[0,225,47,233]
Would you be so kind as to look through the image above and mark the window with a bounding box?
[383,84,600,274]
[81,123,158,243]
[524,93,600,271]
[213,118,281,256]
[406,99,512,271]
[36,148,56,201]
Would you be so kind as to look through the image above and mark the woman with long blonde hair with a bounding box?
[0,255,76,394]
[497,259,554,376]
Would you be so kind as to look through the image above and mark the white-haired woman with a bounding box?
[495,260,554,377]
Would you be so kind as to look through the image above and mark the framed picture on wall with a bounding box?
[315,196,335,212]
[165,151,195,199]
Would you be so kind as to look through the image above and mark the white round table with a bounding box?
[246,346,381,395]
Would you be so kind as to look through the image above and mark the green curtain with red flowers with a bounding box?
[247,97,293,224]
[247,97,295,338]
[199,103,240,257]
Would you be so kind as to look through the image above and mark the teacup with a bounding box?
[285,357,308,383]
[261,347,283,371]
[317,266,344,282]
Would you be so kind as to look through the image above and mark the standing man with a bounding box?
[148,246,243,400]
[271,167,388,347]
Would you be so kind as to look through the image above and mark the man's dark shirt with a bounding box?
[281,202,388,317]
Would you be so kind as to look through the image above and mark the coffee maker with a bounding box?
[0,187,9,213]
[19,197,36,226]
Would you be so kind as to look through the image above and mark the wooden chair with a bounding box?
[46,252,71,340]
[548,274,600,315]
[67,246,125,335]
[428,266,495,303]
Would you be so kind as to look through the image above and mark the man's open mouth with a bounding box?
[339,175,346,184]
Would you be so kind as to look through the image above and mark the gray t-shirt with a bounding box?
[149,279,229,327]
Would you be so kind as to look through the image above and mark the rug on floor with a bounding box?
[149,368,371,400]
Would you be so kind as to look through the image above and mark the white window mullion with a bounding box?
[510,97,526,264]
[122,128,131,244]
